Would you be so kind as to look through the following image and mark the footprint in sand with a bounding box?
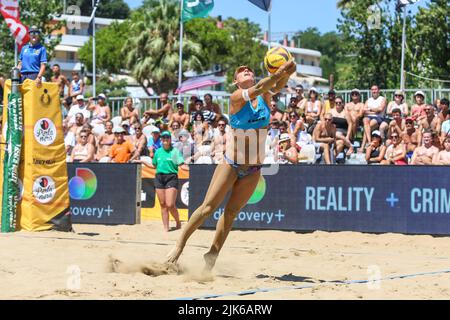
[108,255,181,277]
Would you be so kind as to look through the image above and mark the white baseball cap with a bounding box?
[152,127,160,133]
[309,87,318,93]
[98,93,107,100]
[279,133,291,142]
[76,95,85,101]
[414,90,425,98]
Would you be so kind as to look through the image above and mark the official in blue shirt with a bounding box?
[18,25,47,86]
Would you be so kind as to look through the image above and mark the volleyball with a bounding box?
[264,46,293,74]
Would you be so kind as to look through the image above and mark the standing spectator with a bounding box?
[313,113,336,164]
[121,97,139,125]
[17,26,47,86]
[67,95,91,125]
[68,71,84,106]
[305,87,322,126]
[410,130,440,165]
[419,104,441,134]
[70,130,95,163]
[411,91,427,120]
[143,92,173,122]
[269,99,284,122]
[432,137,450,165]
[365,131,387,165]
[277,133,298,164]
[362,85,387,147]
[110,127,135,163]
[89,94,111,128]
[51,64,69,99]
[345,88,364,140]
[148,127,162,158]
[204,93,222,115]
[96,121,115,162]
[170,101,190,129]
[381,132,407,165]
[152,131,187,232]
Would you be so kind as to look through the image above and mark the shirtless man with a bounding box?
[345,88,364,140]
[144,92,173,122]
[170,100,190,129]
[282,96,301,122]
[402,117,420,157]
[269,100,284,122]
[432,137,450,165]
[51,64,69,98]
[295,85,307,111]
[419,104,441,135]
[120,97,139,125]
[313,112,336,164]
[411,130,440,165]
[69,113,85,138]
[204,94,222,115]
[386,108,405,145]
[211,118,227,164]
[96,121,115,161]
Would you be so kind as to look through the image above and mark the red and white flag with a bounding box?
[0,0,29,50]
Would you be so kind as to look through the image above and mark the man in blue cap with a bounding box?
[17,25,47,86]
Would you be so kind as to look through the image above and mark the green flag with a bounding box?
[182,0,214,22]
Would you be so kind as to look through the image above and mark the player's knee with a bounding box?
[199,203,215,218]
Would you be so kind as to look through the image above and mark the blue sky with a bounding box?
[125,0,429,37]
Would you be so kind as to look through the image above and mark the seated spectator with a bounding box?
[70,130,95,163]
[386,90,409,118]
[321,89,336,120]
[195,99,216,125]
[411,91,427,120]
[402,117,420,160]
[130,123,150,163]
[110,127,135,163]
[96,121,115,162]
[438,98,449,123]
[277,133,298,164]
[361,85,386,148]
[147,127,162,159]
[287,111,306,144]
[440,110,450,144]
[432,137,450,165]
[283,96,302,122]
[381,131,407,165]
[269,99,284,123]
[279,121,288,136]
[81,123,96,152]
[313,113,336,164]
[66,95,91,126]
[121,120,132,136]
[204,93,222,115]
[305,87,322,126]
[331,96,354,156]
[191,138,214,164]
[169,120,181,142]
[419,104,441,135]
[173,129,194,162]
[89,93,111,128]
[192,112,214,144]
[294,84,307,111]
[188,95,198,114]
[143,92,173,123]
[68,112,85,139]
[120,97,139,125]
[211,118,227,164]
[365,131,386,165]
[410,130,440,165]
[345,88,364,140]
[170,100,190,129]
[385,108,405,146]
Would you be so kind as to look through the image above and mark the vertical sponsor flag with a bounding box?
[1,90,23,232]
[248,0,272,11]
[0,0,29,50]
[181,0,214,22]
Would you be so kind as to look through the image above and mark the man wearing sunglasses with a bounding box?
[17,26,47,87]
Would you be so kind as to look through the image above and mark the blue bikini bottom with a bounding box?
[223,155,262,179]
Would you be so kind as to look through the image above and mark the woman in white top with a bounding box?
[305,87,322,126]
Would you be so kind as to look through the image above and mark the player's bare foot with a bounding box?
[166,245,183,264]
[203,251,218,272]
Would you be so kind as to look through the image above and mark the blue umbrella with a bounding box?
[248,0,272,11]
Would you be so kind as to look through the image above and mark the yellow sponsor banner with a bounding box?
[1,80,70,231]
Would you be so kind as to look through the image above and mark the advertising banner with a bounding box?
[189,165,450,235]
[68,163,141,225]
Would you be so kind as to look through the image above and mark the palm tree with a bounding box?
[123,0,202,94]
[336,0,354,9]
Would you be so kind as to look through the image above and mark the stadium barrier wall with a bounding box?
[189,165,450,235]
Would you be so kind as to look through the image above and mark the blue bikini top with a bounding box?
[230,96,270,130]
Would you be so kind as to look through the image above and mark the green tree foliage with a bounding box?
[123,0,202,93]
[66,0,130,19]
[78,21,129,73]
[0,0,63,76]
[85,75,128,97]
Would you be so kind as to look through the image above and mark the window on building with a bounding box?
[67,52,75,62]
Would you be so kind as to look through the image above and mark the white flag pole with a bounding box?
[14,0,19,66]
[268,1,272,50]
[178,0,184,100]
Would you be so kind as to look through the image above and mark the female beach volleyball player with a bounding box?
[166,60,296,271]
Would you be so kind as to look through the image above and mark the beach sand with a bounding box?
[1,220,450,300]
